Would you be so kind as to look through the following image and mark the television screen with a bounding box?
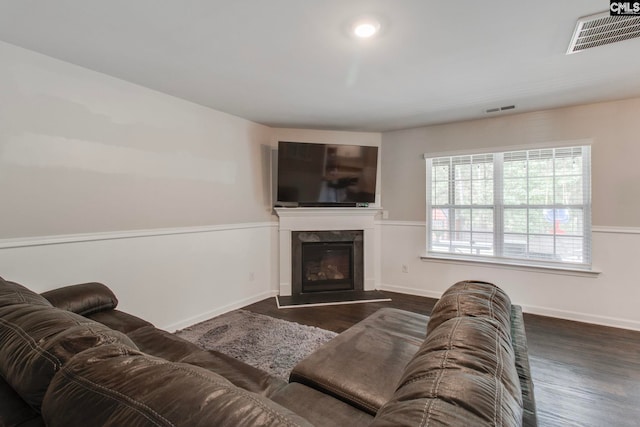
[276,141,378,206]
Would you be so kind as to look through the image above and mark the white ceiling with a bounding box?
[1,1,639,132]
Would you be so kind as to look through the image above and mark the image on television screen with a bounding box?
[277,141,378,206]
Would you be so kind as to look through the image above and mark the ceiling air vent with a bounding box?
[567,11,640,54]
[485,105,515,114]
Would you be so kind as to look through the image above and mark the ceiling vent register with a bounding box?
[567,11,640,54]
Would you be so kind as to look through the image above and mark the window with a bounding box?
[426,145,591,269]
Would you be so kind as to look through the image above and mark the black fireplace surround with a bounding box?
[291,230,364,296]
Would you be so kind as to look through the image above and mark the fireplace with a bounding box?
[292,230,363,296]
[275,207,380,298]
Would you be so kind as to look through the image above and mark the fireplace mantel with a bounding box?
[275,207,381,296]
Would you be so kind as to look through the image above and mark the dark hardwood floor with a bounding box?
[246,291,435,334]
[243,291,640,427]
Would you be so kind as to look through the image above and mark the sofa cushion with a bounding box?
[87,309,153,334]
[0,302,137,411]
[42,344,315,427]
[41,282,118,316]
[180,349,287,397]
[290,308,428,414]
[271,383,374,427]
[426,280,512,338]
[126,325,288,396]
[127,325,202,361]
[0,278,52,308]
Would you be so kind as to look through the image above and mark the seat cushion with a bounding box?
[42,344,314,427]
[127,326,287,396]
[271,383,374,427]
[180,349,287,397]
[290,308,428,414]
[127,325,201,361]
[87,309,153,334]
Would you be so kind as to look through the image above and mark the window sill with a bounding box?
[420,253,601,277]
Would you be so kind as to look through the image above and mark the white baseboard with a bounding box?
[163,289,278,332]
[378,283,443,300]
[520,304,640,332]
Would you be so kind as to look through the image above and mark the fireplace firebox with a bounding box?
[292,230,363,296]
[301,242,353,293]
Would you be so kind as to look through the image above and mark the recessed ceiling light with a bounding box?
[352,18,381,38]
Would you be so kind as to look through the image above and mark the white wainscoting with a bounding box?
[0,223,279,331]
[379,221,640,331]
[5,220,637,332]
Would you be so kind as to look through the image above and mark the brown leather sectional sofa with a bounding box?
[0,276,536,426]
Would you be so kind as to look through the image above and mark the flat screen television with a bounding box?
[276,141,378,207]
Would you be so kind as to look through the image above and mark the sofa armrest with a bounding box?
[372,315,523,427]
[41,282,118,316]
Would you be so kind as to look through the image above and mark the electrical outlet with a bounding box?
[402,264,408,273]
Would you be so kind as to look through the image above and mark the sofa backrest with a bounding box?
[42,343,314,427]
[372,280,524,427]
[0,278,137,412]
[426,280,512,337]
[1,278,315,427]
[0,278,52,308]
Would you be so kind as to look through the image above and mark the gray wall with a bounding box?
[0,41,274,238]
[379,97,640,331]
[382,97,640,228]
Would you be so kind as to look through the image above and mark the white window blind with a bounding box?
[426,146,591,268]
